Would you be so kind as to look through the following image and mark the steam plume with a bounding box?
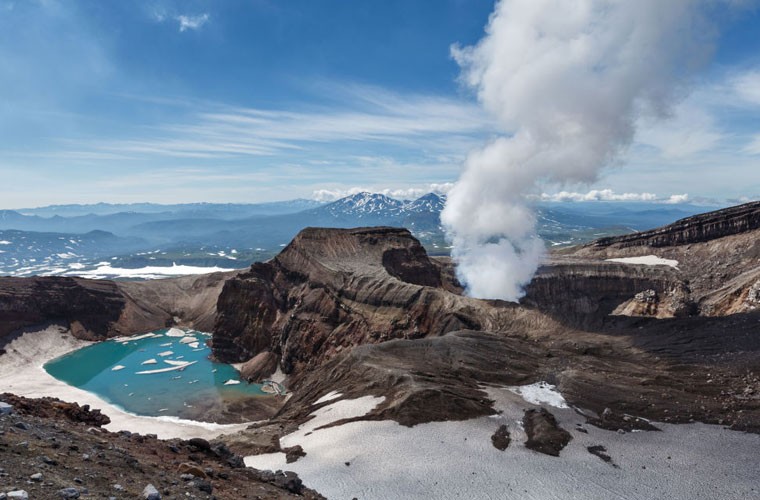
[442,0,715,300]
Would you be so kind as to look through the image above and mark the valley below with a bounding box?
[1,201,760,499]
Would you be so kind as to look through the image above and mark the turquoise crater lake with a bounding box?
[44,328,273,423]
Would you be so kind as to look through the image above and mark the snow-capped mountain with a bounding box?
[319,192,407,219]
[317,192,446,220]
[404,193,446,214]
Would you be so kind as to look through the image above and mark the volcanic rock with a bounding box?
[491,424,511,451]
[0,393,109,426]
[213,227,489,369]
[523,408,572,456]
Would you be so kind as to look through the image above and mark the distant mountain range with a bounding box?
[0,192,713,278]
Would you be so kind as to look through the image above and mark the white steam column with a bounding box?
[442,0,718,300]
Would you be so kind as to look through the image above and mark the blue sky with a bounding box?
[1,0,760,208]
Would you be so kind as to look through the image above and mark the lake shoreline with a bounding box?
[0,325,254,439]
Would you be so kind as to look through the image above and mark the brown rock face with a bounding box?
[240,351,278,382]
[522,261,692,326]
[0,277,127,341]
[0,271,240,344]
[213,227,484,368]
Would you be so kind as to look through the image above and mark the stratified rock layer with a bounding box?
[213,227,485,369]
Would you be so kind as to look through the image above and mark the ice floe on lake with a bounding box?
[136,361,197,375]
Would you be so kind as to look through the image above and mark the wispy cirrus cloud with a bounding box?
[57,84,495,161]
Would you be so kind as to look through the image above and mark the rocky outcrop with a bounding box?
[212,227,490,368]
[559,201,760,316]
[589,201,760,249]
[0,393,110,427]
[0,271,240,344]
[522,260,693,326]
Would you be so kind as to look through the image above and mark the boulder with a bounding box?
[57,488,80,499]
[178,462,207,478]
[142,484,160,500]
[490,424,511,451]
[0,402,12,415]
[523,408,571,457]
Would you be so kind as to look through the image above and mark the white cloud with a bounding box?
[536,189,657,203]
[534,189,692,204]
[177,13,209,32]
[663,193,690,204]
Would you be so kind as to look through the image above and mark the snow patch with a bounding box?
[66,262,237,279]
[314,390,342,405]
[507,381,568,409]
[606,255,679,268]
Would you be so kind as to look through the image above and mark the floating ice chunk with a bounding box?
[141,359,158,365]
[179,336,198,344]
[164,360,188,366]
[158,351,173,357]
[136,361,197,375]
[160,342,173,347]
[158,408,168,412]
[224,379,241,385]
[188,342,200,349]
[111,365,126,371]
[165,328,186,337]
